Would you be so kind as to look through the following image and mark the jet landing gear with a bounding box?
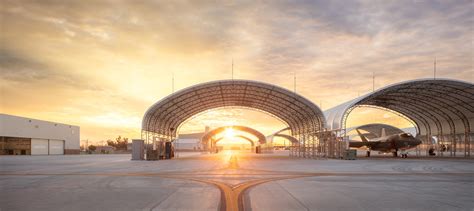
[400,149,408,158]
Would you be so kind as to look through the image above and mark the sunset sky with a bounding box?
[1,0,473,144]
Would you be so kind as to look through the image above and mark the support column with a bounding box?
[426,134,431,156]
[298,134,302,158]
[465,131,470,157]
[302,135,306,158]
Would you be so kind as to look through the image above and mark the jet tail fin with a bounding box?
[356,129,369,142]
[381,128,386,137]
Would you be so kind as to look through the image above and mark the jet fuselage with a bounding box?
[349,133,422,152]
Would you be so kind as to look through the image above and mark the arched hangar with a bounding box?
[201,125,266,147]
[142,79,326,156]
[325,79,474,157]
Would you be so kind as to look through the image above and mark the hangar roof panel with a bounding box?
[142,80,326,138]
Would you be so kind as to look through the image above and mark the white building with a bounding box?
[174,126,209,151]
[0,114,80,155]
[176,132,204,151]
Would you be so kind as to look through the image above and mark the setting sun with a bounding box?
[224,128,235,139]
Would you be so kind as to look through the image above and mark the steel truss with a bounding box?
[142,80,326,159]
[270,128,344,159]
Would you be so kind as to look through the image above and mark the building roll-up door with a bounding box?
[49,140,64,155]
[31,139,49,155]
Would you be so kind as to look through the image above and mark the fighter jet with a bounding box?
[349,128,422,157]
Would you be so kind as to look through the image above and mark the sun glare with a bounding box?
[224,127,235,139]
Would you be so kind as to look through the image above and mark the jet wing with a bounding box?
[349,141,367,148]
[349,140,383,149]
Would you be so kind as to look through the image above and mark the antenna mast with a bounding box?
[293,72,296,93]
[434,57,437,80]
[372,72,375,92]
[232,59,234,80]
[172,73,175,93]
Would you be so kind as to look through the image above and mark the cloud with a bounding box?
[0,48,103,91]
[0,49,52,81]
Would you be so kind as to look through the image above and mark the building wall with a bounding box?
[175,138,201,150]
[0,114,80,153]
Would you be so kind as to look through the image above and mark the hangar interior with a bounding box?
[0,137,30,155]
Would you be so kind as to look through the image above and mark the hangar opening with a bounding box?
[1,136,66,155]
[201,125,265,153]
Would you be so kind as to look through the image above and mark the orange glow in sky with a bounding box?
[1,1,472,144]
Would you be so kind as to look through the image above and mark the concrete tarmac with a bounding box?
[1,151,473,211]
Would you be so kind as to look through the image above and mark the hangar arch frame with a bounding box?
[341,105,419,136]
[201,125,266,146]
[142,79,326,158]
